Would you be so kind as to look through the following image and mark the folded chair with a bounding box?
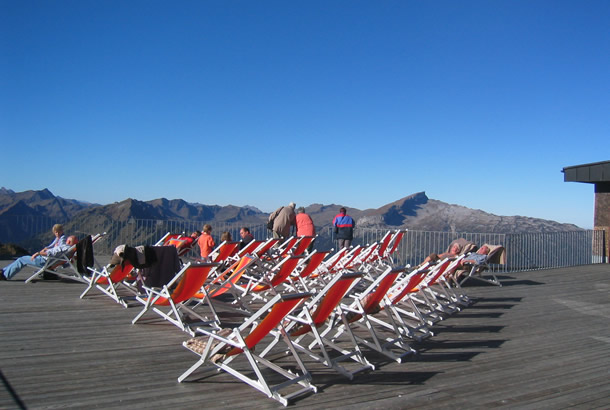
[132,262,221,335]
[334,266,416,363]
[458,244,506,286]
[25,233,105,284]
[178,292,316,407]
[262,271,374,380]
[80,261,136,307]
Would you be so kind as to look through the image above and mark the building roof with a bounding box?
[562,160,610,183]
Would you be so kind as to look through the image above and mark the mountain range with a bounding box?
[0,187,583,241]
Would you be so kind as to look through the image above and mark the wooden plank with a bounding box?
[1,262,609,409]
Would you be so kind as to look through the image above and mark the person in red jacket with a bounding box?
[296,207,316,253]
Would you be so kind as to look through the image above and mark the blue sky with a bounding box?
[1,0,608,229]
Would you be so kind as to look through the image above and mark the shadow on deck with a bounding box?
[1,263,609,409]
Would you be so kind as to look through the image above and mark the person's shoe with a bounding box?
[0,269,7,280]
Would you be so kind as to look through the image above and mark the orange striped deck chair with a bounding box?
[80,261,136,307]
[334,266,416,362]
[261,271,373,380]
[132,262,220,335]
[178,292,316,406]
[290,236,315,256]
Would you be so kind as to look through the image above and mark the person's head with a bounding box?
[289,202,296,209]
[66,235,78,246]
[203,224,212,234]
[52,224,64,236]
[239,227,250,238]
[477,245,490,255]
[220,231,232,242]
[339,207,346,214]
[450,243,461,255]
[297,207,305,214]
[190,231,200,238]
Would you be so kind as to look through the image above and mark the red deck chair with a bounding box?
[178,292,316,406]
[210,241,241,264]
[261,271,373,380]
[234,239,264,259]
[165,233,199,257]
[290,236,315,256]
[80,261,136,307]
[334,266,416,362]
[383,230,406,264]
[227,255,306,309]
[287,250,331,292]
[253,238,280,259]
[384,264,435,340]
[132,262,220,335]
[410,257,463,321]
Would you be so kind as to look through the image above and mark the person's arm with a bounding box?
[46,243,73,257]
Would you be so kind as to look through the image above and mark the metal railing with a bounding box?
[1,216,606,271]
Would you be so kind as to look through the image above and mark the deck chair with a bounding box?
[412,256,465,319]
[271,236,301,259]
[378,264,435,341]
[334,266,416,363]
[178,292,316,407]
[233,239,265,259]
[154,232,171,246]
[24,233,105,284]
[132,262,221,335]
[287,250,331,292]
[227,255,306,309]
[248,238,280,259]
[262,271,374,380]
[458,244,506,286]
[191,254,260,319]
[80,261,136,307]
[209,241,241,264]
[291,236,315,256]
[383,230,406,264]
[165,233,200,258]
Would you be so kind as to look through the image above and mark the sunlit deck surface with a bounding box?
[1,262,609,409]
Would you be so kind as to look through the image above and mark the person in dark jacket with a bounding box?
[332,207,355,249]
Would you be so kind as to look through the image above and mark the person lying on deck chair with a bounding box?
[452,245,491,281]
[1,225,78,281]
[421,242,462,265]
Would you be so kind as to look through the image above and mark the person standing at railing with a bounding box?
[296,207,316,253]
[332,207,355,249]
[269,202,297,240]
[198,224,215,261]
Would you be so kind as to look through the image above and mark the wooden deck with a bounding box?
[1,262,609,409]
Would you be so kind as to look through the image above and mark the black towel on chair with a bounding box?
[141,246,181,288]
[76,235,94,274]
